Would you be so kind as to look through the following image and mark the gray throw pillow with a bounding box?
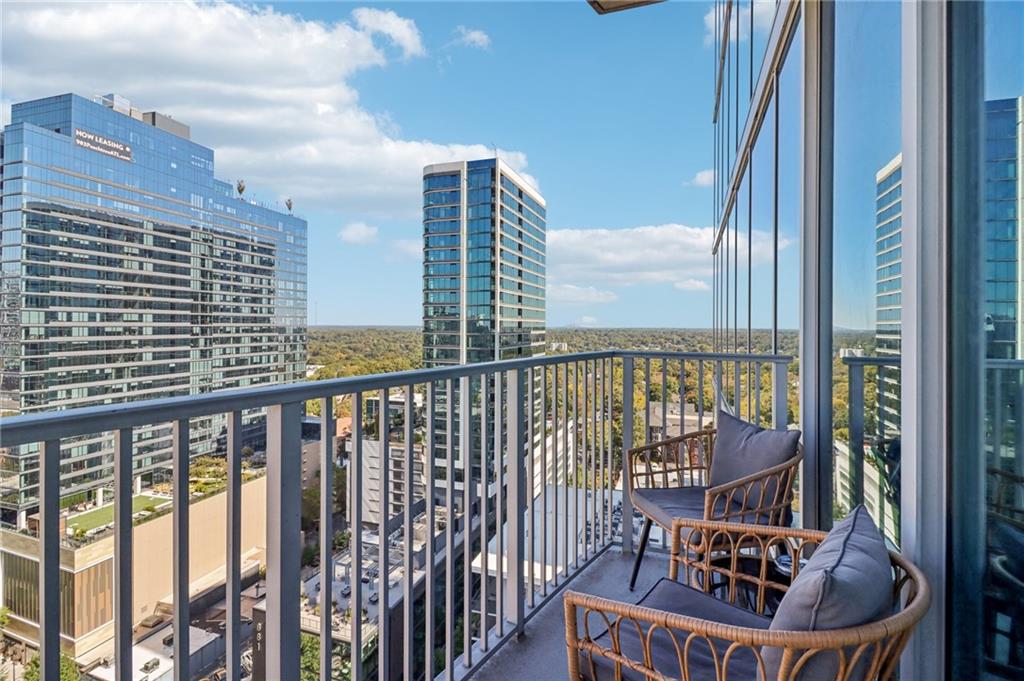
[763,506,894,680]
[709,410,801,487]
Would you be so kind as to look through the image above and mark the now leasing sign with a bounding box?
[73,128,132,162]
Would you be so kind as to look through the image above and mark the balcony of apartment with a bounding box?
[1,349,798,680]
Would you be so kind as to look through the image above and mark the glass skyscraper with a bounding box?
[422,158,546,367]
[0,93,307,526]
[421,158,546,486]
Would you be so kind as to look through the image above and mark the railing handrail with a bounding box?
[841,355,902,367]
[0,350,792,447]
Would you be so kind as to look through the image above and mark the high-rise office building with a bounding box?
[984,97,1024,359]
[421,158,546,487]
[422,158,546,366]
[0,93,307,527]
[874,153,903,438]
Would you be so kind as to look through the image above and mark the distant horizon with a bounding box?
[307,324,876,333]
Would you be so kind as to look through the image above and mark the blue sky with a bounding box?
[7,2,1017,330]
[289,1,726,327]
[3,0,732,328]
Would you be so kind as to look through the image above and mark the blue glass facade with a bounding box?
[421,158,546,369]
[0,94,307,520]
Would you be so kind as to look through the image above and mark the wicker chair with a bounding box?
[564,519,930,681]
[626,427,802,589]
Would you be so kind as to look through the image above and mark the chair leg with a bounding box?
[629,518,653,591]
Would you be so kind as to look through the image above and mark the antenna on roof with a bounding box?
[492,143,499,163]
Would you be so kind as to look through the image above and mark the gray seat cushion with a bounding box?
[579,577,770,680]
[632,486,741,528]
[763,505,893,680]
[709,410,801,487]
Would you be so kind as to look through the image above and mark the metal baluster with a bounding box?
[319,401,334,681]
[494,371,504,636]
[644,358,651,446]
[678,360,686,438]
[561,363,569,578]
[506,368,526,637]
[173,419,191,681]
[424,385,435,680]
[227,412,243,681]
[622,357,635,554]
[573,361,580,568]
[461,376,474,668]
[379,388,391,681]
[848,363,865,509]
[38,439,60,681]
[540,365,548,595]
[581,361,589,560]
[715,360,724,417]
[591,360,598,555]
[755,362,763,425]
[772,361,788,431]
[733,360,741,417]
[479,374,490,651]
[526,367,535,607]
[552,363,560,583]
[661,360,668,443]
[114,429,133,681]
[351,396,365,681]
[402,386,415,681]
[698,360,706,431]
[444,378,455,679]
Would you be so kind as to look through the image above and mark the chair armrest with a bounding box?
[668,517,826,615]
[563,588,771,681]
[703,447,803,525]
[628,428,715,492]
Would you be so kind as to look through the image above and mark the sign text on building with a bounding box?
[73,128,132,162]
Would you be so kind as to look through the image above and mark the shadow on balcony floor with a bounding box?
[473,548,670,681]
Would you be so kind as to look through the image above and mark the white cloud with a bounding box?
[674,279,711,291]
[352,7,425,59]
[577,316,600,328]
[686,169,715,187]
[548,222,787,294]
[392,239,422,259]
[703,0,774,46]
[548,283,618,304]
[0,2,534,218]
[338,221,379,244]
[451,26,491,50]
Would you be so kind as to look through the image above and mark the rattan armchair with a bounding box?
[626,427,802,588]
[564,520,930,681]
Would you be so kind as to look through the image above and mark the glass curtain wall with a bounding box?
[831,1,902,544]
[951,2,1024,678]
[711,0,800,432]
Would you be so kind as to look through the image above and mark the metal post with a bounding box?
[424,386,435,680]
[38,439,60,681]
[478,374,489,649]
[266,402,302,680]
[773,361,788,431]
[113,428,133,681]
[402,385,415,681]
[461,375,474,667]
[378,389,390,681]
[506,368,526,637]
[173,419,190,681]
[227,412,243,681]
[444,378,455,678]
[848,363,865,508]
[320,399,335,681]
[621,357,634,554]
[351,395,365,681]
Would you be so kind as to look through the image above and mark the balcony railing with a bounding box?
[0,349,792,681]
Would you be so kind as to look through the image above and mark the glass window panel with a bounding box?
[777,18,802,428]
[831,0,901,542]
[751,95,776,343]
[957,2,1024,678]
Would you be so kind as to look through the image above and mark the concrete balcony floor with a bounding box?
[474,548,670,681]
